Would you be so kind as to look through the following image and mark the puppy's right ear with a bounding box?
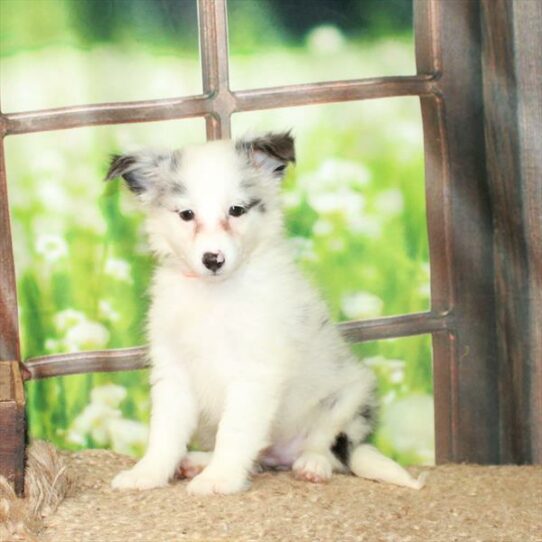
[105,151,169,195]
[236,131,295,181]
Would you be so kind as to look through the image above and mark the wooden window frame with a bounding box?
[1,0,540,495]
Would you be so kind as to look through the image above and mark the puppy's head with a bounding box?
[106,132,295,279]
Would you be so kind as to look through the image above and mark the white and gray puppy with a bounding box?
[106,132,425,495]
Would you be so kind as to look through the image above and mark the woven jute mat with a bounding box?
[10,448,542,542]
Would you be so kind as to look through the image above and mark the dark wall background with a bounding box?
[1,0,413,56]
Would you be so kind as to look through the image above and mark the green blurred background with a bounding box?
[1,0,434,465]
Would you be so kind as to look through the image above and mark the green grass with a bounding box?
[4,37,434,465]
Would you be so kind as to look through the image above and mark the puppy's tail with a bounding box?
[349,444,427,490]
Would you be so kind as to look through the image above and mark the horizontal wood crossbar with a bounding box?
[339,311,452,343]
[1,75,437,136]
[24,312,452,380]
[25,346,149,380]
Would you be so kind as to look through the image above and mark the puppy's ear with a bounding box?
[105,151,173,195]
[237,131,295,180]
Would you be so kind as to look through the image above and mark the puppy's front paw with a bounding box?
[112,461,170,490]
[177,451,213,479]
[293,452,332,483]
[186,468,248,496]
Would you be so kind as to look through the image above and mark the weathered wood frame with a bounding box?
[0,0,540,494]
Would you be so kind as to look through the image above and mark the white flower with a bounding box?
[328,238,345,252]
[67,384,148,456]
[388,360,406,384]
[64,320,110,352]
[91,384,126,409]
[71,205,106,235]
[35,233,68,262]
[99,300,120,322]
[395,120,423,146]
[308,188,364,218]
[312,219,333,237]
[299,161,377,238]
[418,283,431,298]
[53,309,111,352]
[374,189,404,217]
[348,215,382,239]
[32,215,65,237]
[281,190,302,209]
[289,237,317,262]
[320,159,371,187]
[307,192,335,214]
[379,394,435,465]
[341,292,384,320]
[364,355,387,368]
[306,25,346,55]
[108,418,149,456]
[44,339,60,353]
[54,309,87,332]
[364,357,405,383]
[67,401,120,447]
[104,257,133,282]
[418,262,431,298]
[382,391,397,405]
[300,159,370,192]
[32,149,65,176]
[37,181,70,212]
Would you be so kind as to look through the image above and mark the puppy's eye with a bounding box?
[179,209,195,221]
[229,205,246,217]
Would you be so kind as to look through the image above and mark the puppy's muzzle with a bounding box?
[202,251,225,273]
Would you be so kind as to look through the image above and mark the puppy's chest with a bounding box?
[156,285,274,419]
[155,283,268,368]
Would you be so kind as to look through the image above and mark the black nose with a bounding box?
[202,252,225,272]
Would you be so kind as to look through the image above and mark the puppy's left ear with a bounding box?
[237,131,295,180]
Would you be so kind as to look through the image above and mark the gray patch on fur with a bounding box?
[170,149,182,172]
[246,198,263,212]
[105,150,184,205]
[236,131,296,180]
[171,182,186,195]
[240,177,258,190]
[331,432,352,466]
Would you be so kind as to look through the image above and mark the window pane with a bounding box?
[26,371,150,456]
[352,335,434,466]
[233,97,429,322]
[5,119,205,359]
[0,0,200,111]
[228,0,415,90]
[25,328,434,465]
[233,100,432,465]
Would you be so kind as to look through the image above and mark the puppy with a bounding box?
[106,132,425,495]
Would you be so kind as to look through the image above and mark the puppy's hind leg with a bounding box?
[293,373,375,484]
[321,390,426,489]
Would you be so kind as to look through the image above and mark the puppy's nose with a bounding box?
[202,252,225,272]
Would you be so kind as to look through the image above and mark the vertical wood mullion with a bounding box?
[198,0,232,139]
[434,0,500,463]
[414,0,458,463]
[481,0,542,464]
[0,124,26,495]
[514,0,542,465]
[0,136,20,363]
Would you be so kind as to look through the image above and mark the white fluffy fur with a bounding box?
[109,136,425,495]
